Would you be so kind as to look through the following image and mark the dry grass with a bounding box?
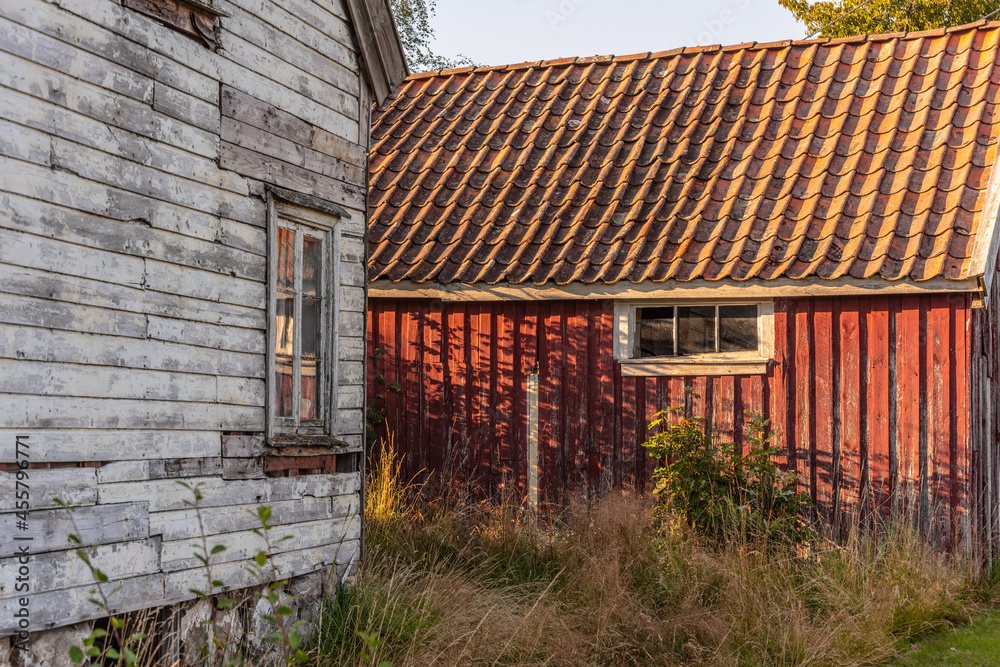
[309,441,986,667]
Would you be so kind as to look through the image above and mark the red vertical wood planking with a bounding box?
[425,303,445,473]
[598,302,617,495]
[839,298,862,524]
[517,303,539,492]
[771,300,789,470]
[929,295,952,547]
[367,294,980,551]
[952,294,969,551]
[586,303,601,495]
[813,299,835,518]
[867,298,890,516]
[496,308,516,488]
[380,304,401,450]
[565,302,584,495]
[793,300,812,500]
[547,303,566,498]
[621,375,638,489]
[715,375,736,445]
[896,299,921,515]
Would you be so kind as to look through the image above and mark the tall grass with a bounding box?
[311,439,989,666]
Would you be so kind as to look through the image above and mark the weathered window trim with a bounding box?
[613,300,774,377]
[266,189,343,447]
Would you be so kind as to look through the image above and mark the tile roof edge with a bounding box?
[399,19,1000,81]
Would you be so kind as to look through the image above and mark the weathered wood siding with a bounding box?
[369,295,981,551]
[0,0,374,634]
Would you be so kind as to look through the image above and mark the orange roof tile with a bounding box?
[369,22,1000,286]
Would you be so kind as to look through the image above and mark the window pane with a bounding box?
[719,305,758,352]
[275,294,294,356]
[301,360,320,421]
[302,235,322,296]
[677,306,716,355]
[275,355,293,417]
[301,296,321,358]
[277,228,294,291]
[637,307,674,358]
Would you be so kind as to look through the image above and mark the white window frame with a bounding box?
[266,194,342,445]
[613,300,773,377]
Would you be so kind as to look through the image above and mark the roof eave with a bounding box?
[368,276,981,302]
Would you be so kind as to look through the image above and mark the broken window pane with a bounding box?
[719,305,758,352]
[677,306,716,355]
[637,307,675,358]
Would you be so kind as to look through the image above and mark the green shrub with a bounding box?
[643,401,812,542]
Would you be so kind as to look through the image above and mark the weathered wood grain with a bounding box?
[0,323,264,379]
[0,0,219,101]
[0,15,153,102]
[150,495,352,541]
[219,0,358,79]
[0,182,265,259]
[221,116,364,185]
[0,538,161,596]
[0,502,149,556]
[0,293,148,339]
[221,458,265,479]
[0,572,165,634]
[147,316,265,355]
[98,473,360,512]
[0,395,264,431]
[1,265,262,334]
[0,467,97,511]
[220,142,364,210]
[160,515,360,571]
[0,430,221,464]
[221,434,265,458]
[161,540,358,600]
[0,50,217,159]
[0,185,266,274]
[122,0,218,48]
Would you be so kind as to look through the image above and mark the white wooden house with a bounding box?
[0,0,405,659]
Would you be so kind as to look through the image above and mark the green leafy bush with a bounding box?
[643,400,813,541]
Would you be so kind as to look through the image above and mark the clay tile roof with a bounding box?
[370,21,1000,286]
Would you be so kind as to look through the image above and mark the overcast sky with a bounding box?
[429,0,807,67]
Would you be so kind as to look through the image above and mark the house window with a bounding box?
[267,194,341,443]
[635,305,759,358]
[615,302,772,376]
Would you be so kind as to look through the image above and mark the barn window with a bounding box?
[267,193,342,444]
[614,302,772,376]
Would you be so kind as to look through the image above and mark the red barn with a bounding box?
[367,22,1000,556]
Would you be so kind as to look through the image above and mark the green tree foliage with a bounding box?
[780,0,1000,38]
[389,0,472,72]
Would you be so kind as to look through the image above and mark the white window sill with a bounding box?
[618,356,770,377]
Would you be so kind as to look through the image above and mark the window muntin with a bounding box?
[634,304,760,359]
[272,221,327,431]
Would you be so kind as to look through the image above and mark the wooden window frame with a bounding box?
[613,300,774,377]
[266,191,342,446]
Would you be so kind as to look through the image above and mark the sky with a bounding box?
[429,0,808,67]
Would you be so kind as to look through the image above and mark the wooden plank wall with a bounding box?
[368,295,977,549]
[0,0,372,633]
